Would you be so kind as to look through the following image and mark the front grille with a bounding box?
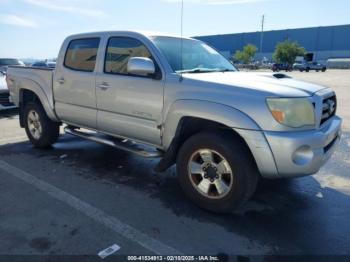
[0,92,14,107]
[320,95,337,126]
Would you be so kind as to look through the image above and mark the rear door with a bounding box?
[95,36,165,146]
[53,37,100,129]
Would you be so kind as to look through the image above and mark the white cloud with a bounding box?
[0,14,37,27]
[163,0,269,5]
[23,0,108,18]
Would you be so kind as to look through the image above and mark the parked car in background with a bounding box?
[235,63,259,70]
[271,63,292,72]
[31,61,56,69]
[0,70,16,110]
[47,62,56,68]
[292,62,304,71]
[294,61,327,72]
[0,58,25,72]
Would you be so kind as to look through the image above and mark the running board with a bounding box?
[64,127,162,158]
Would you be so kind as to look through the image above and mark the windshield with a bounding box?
[151,36,237,73]
[0,59,22,66]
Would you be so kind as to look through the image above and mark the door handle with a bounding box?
[57,77,65,84]
[98,82,110,91]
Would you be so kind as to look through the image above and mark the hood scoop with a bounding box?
[272,73,291,79]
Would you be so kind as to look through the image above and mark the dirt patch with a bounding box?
[29,237,52,252]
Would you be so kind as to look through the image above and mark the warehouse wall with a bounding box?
[195,24,350,62]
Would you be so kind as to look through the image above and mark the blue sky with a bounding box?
[0,0,349,58]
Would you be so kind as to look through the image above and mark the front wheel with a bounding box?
[176,132,258,213]
[24,102,60,148]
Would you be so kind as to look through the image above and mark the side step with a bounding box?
[64,127,162,158]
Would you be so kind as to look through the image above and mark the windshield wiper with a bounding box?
[218,69,236,72]
[176,68,220,74]
[176,68,236,74]
[177,68,237,74]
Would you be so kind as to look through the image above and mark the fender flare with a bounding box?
[162,99,261,149]
[18,79,59,122]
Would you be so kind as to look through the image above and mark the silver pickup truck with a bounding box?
[6,31,342,213]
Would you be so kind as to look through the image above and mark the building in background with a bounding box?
[195,24,350,63]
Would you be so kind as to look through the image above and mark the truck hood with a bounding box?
[183,71,327,96]
[0,75,7,91]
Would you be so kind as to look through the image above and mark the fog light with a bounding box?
[292,145,314,166]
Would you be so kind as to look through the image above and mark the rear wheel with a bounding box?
[176,132,258,213]
[24,102,60,148]
[306,67,310,72]
[322,67,327,72]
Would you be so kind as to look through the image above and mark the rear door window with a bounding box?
[64,38,100,72]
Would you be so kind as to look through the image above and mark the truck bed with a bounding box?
[6,66,55,109]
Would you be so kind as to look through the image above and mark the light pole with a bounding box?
[260,14,265,60]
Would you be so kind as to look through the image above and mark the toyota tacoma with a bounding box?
[6,31,342,212]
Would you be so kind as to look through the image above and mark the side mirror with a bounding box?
[127,57,155,77]
[0,70,6,76]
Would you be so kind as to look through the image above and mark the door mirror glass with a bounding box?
[127,57,155,77]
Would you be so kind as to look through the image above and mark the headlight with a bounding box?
[266,98,315,128]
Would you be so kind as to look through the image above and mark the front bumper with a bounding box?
[236,116,342,179]
[264,116,342,178]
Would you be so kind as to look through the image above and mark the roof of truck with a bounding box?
[66,30,195,40]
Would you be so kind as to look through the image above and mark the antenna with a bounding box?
[179,0,184,82]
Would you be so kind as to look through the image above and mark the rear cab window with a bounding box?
[64,38,100,72]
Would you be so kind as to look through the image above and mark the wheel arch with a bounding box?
[18,81,59,127]
[155,100,261,172]
[162,100,260,149]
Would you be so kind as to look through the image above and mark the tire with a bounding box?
[306,68,310,72]
[322,68,327,72]
[24,101,60,148]
[176,132,258,213]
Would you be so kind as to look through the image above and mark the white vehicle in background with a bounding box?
[0,70,17,110]
[0,59,24,110]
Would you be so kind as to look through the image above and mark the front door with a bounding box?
[54,37,100,129]
[95,36,164,146]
